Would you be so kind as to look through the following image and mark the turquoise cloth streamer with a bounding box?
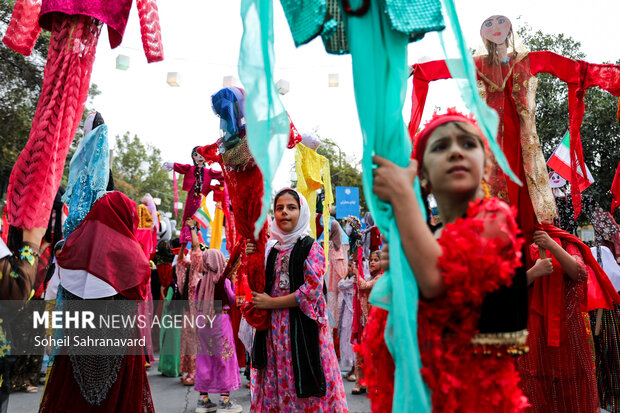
[238,0,290,238]
[346,1,431,412]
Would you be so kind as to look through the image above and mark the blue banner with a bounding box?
[335,186,360,219]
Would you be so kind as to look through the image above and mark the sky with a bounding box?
[88,0,620,212]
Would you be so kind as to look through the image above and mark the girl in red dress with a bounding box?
[361,109,530,412]
[517,225,620,413]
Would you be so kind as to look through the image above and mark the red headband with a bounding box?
[412,108,487,171]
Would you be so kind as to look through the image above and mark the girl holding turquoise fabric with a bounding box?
[361,110,529,412]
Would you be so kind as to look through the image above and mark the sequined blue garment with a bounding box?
[280,0,445,54]
[62,124,110,237]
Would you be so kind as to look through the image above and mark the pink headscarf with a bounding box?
[196,249,226,316]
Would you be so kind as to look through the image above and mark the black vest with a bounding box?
[252,236,326,398]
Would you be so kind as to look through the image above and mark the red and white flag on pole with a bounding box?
[547,131,594,192]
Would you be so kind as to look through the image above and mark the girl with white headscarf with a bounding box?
[246,188,347,412]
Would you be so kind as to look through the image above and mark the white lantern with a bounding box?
[223,75,236,87]
[167,72,181,87]
[276,79,290,95]
[175,201,183,210]
[165,212,172,218]
[153,197,161,206]
[116,54,130,70]
[328,73,339,87]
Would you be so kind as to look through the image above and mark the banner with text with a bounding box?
[335,186,360,219]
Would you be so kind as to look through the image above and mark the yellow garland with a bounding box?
[210,207,225,250]
[137,204,153,229]
[295,143,333,263]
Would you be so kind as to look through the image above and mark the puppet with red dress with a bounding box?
[163,147,223,245]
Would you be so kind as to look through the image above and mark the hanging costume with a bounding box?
[410,51,620,228]
[3,0,163,230]
[294,141,333,253]
[62,112,109,238]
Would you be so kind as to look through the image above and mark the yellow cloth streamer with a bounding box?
[295,143,333,262]
[209,207,224,250]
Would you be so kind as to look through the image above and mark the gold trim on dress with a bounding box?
[471,329,529,357]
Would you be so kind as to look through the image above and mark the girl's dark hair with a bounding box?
[106,169,115,191]
[155,239,174,264]
[44,186,65,245]
[273,189,300,209]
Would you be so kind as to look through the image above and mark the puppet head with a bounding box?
[191,146,206,167]
[480,15,514,63]
[548,171,567,189]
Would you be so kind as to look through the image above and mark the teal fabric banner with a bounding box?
[238,0,290,238]
[346,1,431,412]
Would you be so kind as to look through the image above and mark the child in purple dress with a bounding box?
[194,249,242,413]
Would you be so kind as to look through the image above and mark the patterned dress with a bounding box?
[176,250,202,376]
[251,242,348,412]
[337,275,355,367]
[518,242,597,413]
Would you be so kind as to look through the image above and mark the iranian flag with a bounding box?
[547,131,594,192]
[193,201,212,229]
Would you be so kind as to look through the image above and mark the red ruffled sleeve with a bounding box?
[436,198,523,313]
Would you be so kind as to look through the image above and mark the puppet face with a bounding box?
[192,151,205,166]
[274,193,300,233]
[548,171,567,188]
[480,15,511,45]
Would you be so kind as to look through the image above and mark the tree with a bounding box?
[112,132,175,216]
[518,24,620,217]
[315,137,367,215]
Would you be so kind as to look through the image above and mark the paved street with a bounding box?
[7,359,371,412]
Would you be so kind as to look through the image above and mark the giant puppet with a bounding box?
[208,86,302,330]
[410,15,620,237]
[162,147,223,246]
[3,0,163,230]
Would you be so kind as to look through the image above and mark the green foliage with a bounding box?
[112,132,175,216]
[518,24,620,213]
[315,137,367,215]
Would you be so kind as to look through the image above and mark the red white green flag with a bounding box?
[193,204,212,229]
[547,131,594,192]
